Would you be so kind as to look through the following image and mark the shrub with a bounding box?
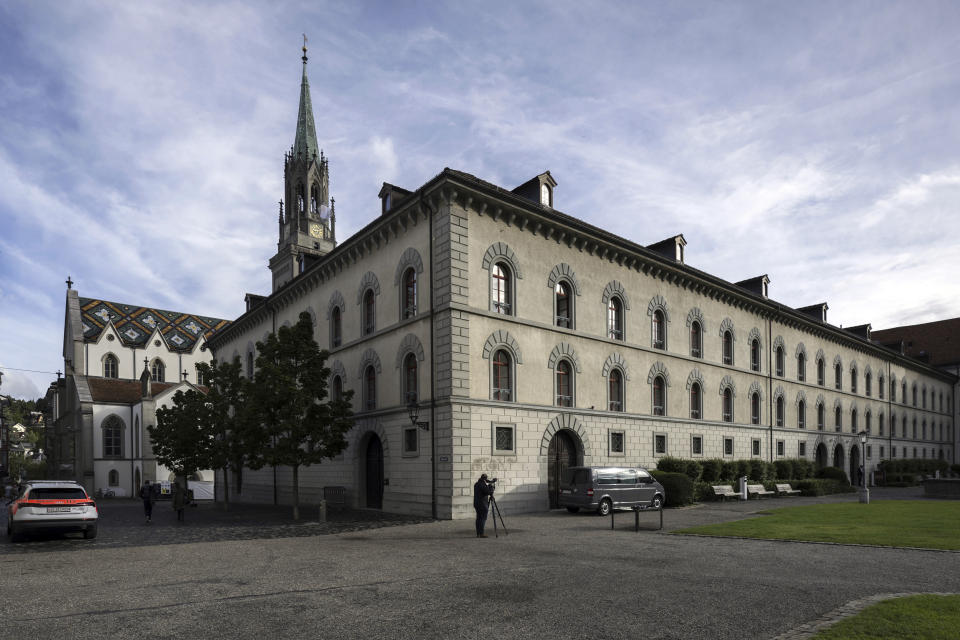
[794,458,814,479]
[774,459,793,480]
[693,481,716,502]
[952,464,960,477]
[656,456,687,473]
[735,459,750,480]
[650,470,694,507]
[795,478,856,496]
[700,459,722,483]
[816,466,849,484]
[684,459,703,482]
[748,459,767,482]
[720,461,737,481]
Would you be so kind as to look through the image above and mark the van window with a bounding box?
[637,470,652,483]
[617,471,637,485]
[597,474,618,485]
[563,469,590,485]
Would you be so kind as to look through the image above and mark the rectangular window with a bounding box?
[880,445,885,459]
[691,435,703,457]
[654,433,667,456]
[402,427,419,456]
[776,440,785,457]
[867,445,872,460]
[751,438,761,457]
[492,423,516,455]
[798,441,807,457]
[723,437,734,457]
[609,431,625,456]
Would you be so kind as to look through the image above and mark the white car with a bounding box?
[6,480,98,541]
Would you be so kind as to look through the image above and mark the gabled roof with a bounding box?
[78,297,230,352]
[87,378,176,404]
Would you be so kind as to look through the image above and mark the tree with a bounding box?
[149,388,211,481]
[247,311,354,520]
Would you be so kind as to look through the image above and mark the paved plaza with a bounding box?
[2,488,958,639]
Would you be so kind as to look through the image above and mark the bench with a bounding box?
[323,485,347,506]
[747,484,775,499]
[711,485,743,501]
[775,483,801,496]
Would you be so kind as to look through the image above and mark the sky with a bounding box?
[1,1,959,400]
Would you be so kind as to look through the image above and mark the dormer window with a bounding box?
[540,183,551,206]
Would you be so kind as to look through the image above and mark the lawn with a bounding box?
[812,594,960,639]
[673,501,960,550]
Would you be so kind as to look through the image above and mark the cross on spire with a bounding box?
[66,275,73,290]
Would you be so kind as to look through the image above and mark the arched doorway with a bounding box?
[547,429,581,508]
[815,443,828,469]
[850,445,860,486]
[364,434,384,509]
[833,444,844,469]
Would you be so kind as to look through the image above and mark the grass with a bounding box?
[812,594,960,639]
[673,500,960,550]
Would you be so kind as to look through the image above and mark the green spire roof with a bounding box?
[293,49,319,161]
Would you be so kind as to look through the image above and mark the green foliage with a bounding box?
[720,460,737,481]
[879,458,949,476]
[793,458,814,479]
[816,466,850,484]
[655,456,687,473]
[774,459,793,480]
[650,470,694,507]
[794,478,855,496]
[683,459,702,482]
[748,458,767,482]
[952,464,960,477]
[693,481,716,502]
[735,459,750,480]
[150,388,211,478]
[700,459,722,483]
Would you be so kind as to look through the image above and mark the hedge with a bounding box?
[816,466,850,484]
[650,470,694,507]
[794,478,856,496]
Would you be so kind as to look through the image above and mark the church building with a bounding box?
[208,47,957,520]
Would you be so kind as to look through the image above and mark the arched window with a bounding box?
[362,289,376,336]
[607,297,624,340]
[879,413,885,436]
[402,268,417,320]
[722,331,733,365]
[555,360,573,407]
[912,384,917,407]
[835,406,842,431]
[775,347,784,377]
[922,388,927,409]
[798,400,806,429]
[652,309,666,350]
[102,415,124,458]
[851,368,858,394]
[363,365,376,410]
[652,375,666,416]
[797,352,806,382]
[151,359,165,383]
[902,381,907,404]
[690,321,702,358]
[776,396,784,427]
[865,372,872,397]
[817,403,825,430]
[103,354,118,379]
[751,393,761,425]
[879,375,884,399]
[851,408,858,433]
[750,339,761,372]
[331,306,342,348]
[690,382,702,419]
[403,353,418,404]
[247,352,254,378]
[331,375,343,403]
[817,358,825,386]
[108,469,119,487]
[492,349,513,401]
[555,281,573,328]
[902,415,907,438]
[491,262,513,315]
[722,388,733,422]
[865,410,872,434]
[195,365,205,386]
[834,363,842,390]
[608,369,623,412]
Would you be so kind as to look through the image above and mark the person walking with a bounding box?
[140,480,155,523]
[473,473,495,538]
[172,481,186,523]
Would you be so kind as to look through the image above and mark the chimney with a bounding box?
[797,303,829,323]
[647,235,687,264]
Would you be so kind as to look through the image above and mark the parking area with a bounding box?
[2,487,957,639]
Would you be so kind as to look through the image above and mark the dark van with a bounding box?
[558,466,665,515]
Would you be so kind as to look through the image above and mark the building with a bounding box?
[46,285,230,496]
[208,49,957,520]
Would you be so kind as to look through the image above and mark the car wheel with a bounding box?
[566,506,580,513]
[597,498,612,516]
[651,494,664,509]
[83,525,98,540]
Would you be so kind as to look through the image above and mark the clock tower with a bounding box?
[269,40,336,292]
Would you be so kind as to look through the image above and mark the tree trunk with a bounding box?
[292,464,300,521]
[221,465,230,511]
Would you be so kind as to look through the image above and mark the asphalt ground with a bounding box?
[2,488,958,639]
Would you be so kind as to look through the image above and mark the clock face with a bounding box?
[310,223,323,238]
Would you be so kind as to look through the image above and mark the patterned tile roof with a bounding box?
[78,297,231,352]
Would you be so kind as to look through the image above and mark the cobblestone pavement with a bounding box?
[1,499,432,554]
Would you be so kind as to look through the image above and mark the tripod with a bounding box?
[487,494,508,537]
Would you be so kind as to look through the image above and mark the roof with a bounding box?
[86,378,176,404]
[872,318,960,368]
[292,53,319,161]
[79,297,230,351]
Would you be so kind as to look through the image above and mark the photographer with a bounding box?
[473,473,496,538]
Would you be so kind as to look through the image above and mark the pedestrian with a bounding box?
[473,473,495,538]
[172,481,186,522]
[140,480,155,523]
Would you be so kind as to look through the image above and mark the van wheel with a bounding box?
[597,499,612,516]
[651,494,664,509]
[566,507,580,513]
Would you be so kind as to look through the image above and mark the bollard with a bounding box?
[319,499,327,523]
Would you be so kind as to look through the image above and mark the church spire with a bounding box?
[293,35,319,161]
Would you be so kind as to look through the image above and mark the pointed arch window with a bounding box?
[865,410,872,434]
[751,392,761,425]
[363,365,377,410]
[652,309,666,350]
[151,359,165,383]
[865,371,872,397]
[797,352,806,382]
[246,352,254,379]
[104,354,119,379]
[922,388,927,409]
[607,296,624,340]
[722,388,733,423]
[879,375,884,399]
[817,403,825,430]
[331,306,342,348]
[331,375,343,403]
[834,363,842,390]
[835,406,842,432]
[362,289,376,336]
[102,415,124,458]
[555,360,574,407]
[798,400,806,429]
[402,268,417,320]
[491,262,513,315]
[776,396,784,427]
[492,349,513,401]
[912,384,917,407]
[690,382,702,420]
[722,331,734,366]
[775,346,784,377]
[555,281,573,328]
[902,381,907,404]
[750,339,761,372]
[608,369,623,412]
[851,368,858,394]
[851,408,858,433]
[652,375,666,416]
[817,358,825,386]
[690,321,702,358]
[403,353,418,405]
[879,413,885,436]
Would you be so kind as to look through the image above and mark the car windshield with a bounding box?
[28,488,87,500]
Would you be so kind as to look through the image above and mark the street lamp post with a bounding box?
[406,396,429,432]
[858,430,870,504]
